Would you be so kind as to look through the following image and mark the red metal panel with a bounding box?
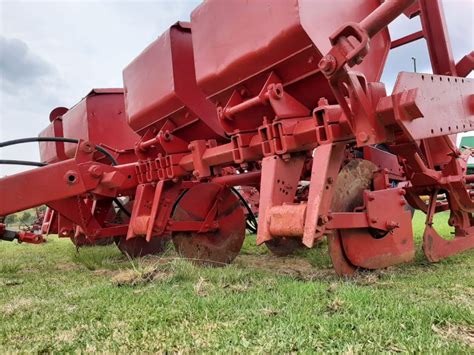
[302,143,346,247]
[192,0,390,107]
[62,99,89,156]
[123,23,225,142]
[62,89,139,157]
[38,123,61,163]
[192,0,313,96]
[85,91,139,150]
[383,73,474,141]
[123,29,177,134]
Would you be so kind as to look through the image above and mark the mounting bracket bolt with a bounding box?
[319,55,337,75]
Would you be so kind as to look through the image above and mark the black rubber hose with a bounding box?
[0,137,79,147]
[115,198,131,218]
[0,137,118,166]
[230,186,258,233]
[0,137,129,216]
[0,159,47,167]
[246,219,257,234]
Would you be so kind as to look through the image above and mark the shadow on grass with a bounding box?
[61,211,465,282]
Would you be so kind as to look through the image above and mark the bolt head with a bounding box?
[81,142,93,153]
[88,165,103,178]
[319,55,337,74]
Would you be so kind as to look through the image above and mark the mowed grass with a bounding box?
[0,212,473,352]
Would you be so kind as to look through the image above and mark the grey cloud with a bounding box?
[0,36,56,92]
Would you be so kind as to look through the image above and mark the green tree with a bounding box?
[20,211,32,224]
[4,214,18,225]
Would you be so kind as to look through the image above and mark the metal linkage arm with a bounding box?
[0,141,137,216]
[0,159,97,216]
[456,51,474,78]
[361,0,417,38]
[319,0,416,76]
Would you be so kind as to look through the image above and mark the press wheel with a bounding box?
[172,183,246,266]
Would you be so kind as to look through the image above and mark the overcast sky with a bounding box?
[0,0,473,176]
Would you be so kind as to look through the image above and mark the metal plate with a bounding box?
[390,73,474,140]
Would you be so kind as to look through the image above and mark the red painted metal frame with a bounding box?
[256,154,305,245]
[0,141,137,241]
[35,90,141,244]
[302,143,346,247]
[390,30,424,49]
[1,0,473,275]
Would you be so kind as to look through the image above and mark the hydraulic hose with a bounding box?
[230,186,258,234]
[0,137,118,166]
[0,160,46,167]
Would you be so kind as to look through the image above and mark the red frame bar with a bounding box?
[390,30,424,49]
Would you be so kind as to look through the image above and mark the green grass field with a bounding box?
[0,212,473,352]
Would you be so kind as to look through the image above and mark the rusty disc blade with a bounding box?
[332,159,414,271]
[114,200,170,258]
[70,234,114,247]
[331,159,378,213]
[329,159,377,274]
[115,235,169,258]
[172,183,245,266]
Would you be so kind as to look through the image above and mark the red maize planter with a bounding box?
[1,0,473,275]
